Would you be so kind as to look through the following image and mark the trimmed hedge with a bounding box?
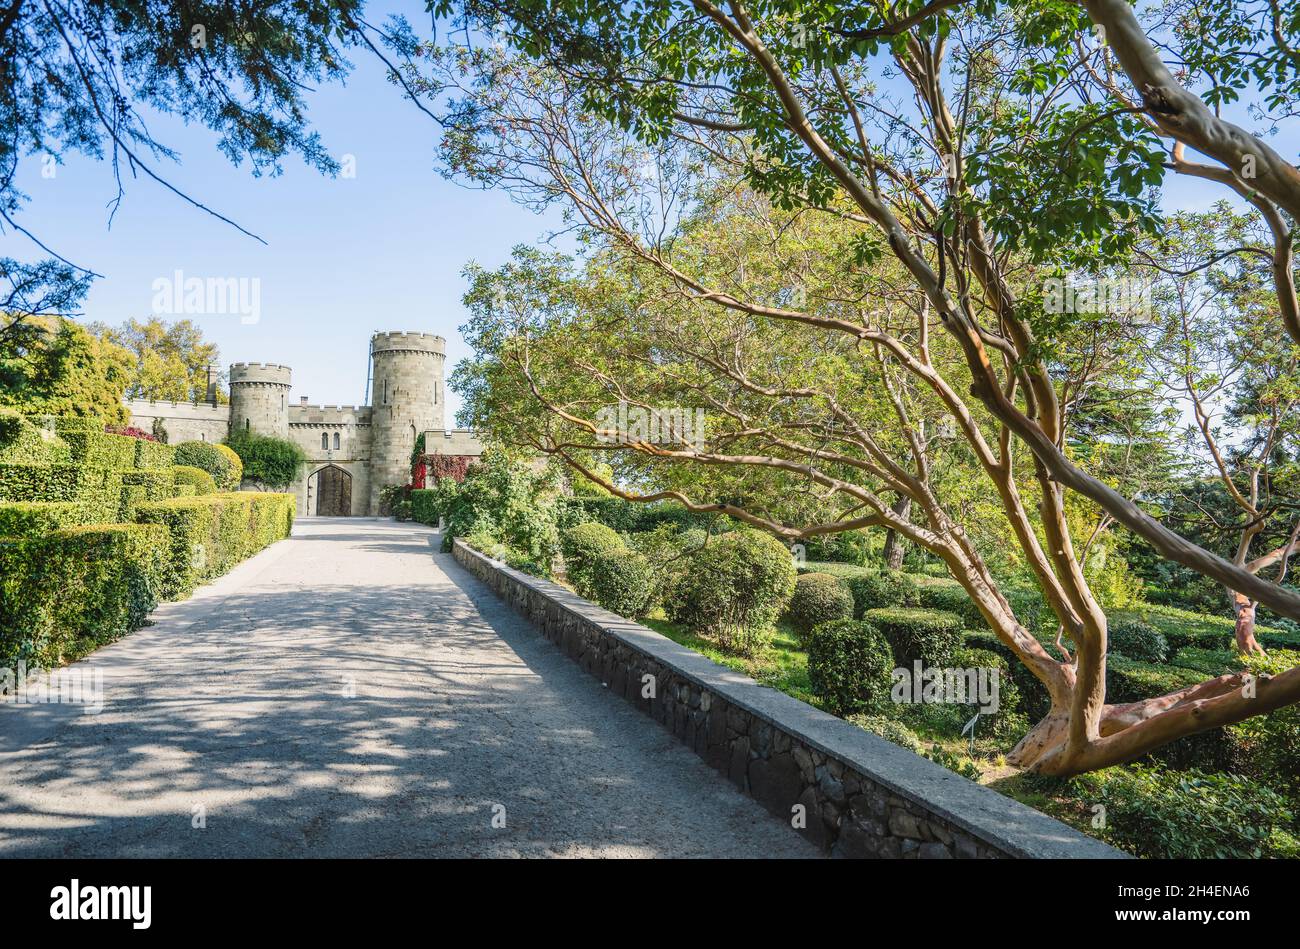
[174,441,242,491]
[1109,618,1169,663]
[846,570,920,617]
[0,523,170,668]
[787,572,855,642]
[0,463,124,522]
[134,492,295,598]
[0,501,93,538]
[561,522,625,599]
[172,465,217,496]
[807,618,894,715]
[134,438,176,470]
[865,607,963,666]
[409,488,440,524]
[0,410,70,465]
[60,428,137,469]
[119,469,177,521]
[589,547,656,618]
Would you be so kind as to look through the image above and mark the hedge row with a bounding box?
[134,492,295,598]
[0,501,95,539]
[0,523,170,668]
[0,410,71,465]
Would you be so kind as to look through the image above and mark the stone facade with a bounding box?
[124,330,483,516]
[452,539,1128,860]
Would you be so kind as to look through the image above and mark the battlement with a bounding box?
[370,331,445,356]
[290,404,374,425]
[230,362,292,386]
[124,398,231,416]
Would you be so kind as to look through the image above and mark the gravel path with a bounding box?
[0,517,818,858]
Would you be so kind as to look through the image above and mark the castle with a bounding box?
[124,331,483,516]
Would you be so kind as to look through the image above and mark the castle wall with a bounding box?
[125,399,230,445]
[422,429,484,458]
[289,404,374,515]
[369,332,447,514]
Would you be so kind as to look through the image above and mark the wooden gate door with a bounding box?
[316,466,352,516]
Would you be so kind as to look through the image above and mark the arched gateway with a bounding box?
[312,465,352,517]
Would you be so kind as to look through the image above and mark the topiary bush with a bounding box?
[1098,766,1297,859]
[806,618,894,715]
[589,547,656,618]
[865,607,963,667]
[667,527,797,655]
[1108,617,1169,663]
[846,570,920,617]
[787,572,855,642]
[0,501,93,538]
[0,523,170,669]
[0,410,70,465]
[174,441,241,491]
[172,465,217,496]
[561,522,625,599]
[224,432,306,490]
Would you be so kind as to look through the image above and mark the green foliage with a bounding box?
[561,521,625,599]
[1227,650,1300,798]
[409,488,440,524]
[0,463,124,522]
[554,495,706,533]
[0,316,131,422]
[800,530,876,565]
[133,438,175,471]
[846,571,920,617]
[1098,766,1295,859]
[173,441,242,491]
[806,619,894,716]
[134,493,294,598]
[119,469,177,521]
[588,547,656,618]
[0,501,93,538]
[59,427,137,469]
[865,607,963,667]
[787,572,855,643]
[667,527,796,655]
[438,451,559,562]
[0,523,169,668]
[952,645,1025,740]
[848,713,923,753]
[171,465,217,496]
[0,409,70,465]
[94,318,226,403]
[224,432,306,491]
[1108,618,1169,664]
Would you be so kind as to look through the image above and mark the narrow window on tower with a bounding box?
[321,432,329,451]
[383,380,389,405]
[333,432,340,450]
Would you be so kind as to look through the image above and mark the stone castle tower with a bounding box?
[367,332,446,514]
[123,330,483,517]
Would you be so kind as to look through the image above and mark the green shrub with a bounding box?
[409,488,439,524]
[1227,649,1300,798]
[133,438,175,470]
[865,607,963,667]
[626,524,701,612]
[848,713,923,752]
[913,576,974,617]
[119,469,176,521]
[589,548,656,618]
[59,428,136,469]
[0,523,170,668]
[1098,766,1295,859]
[174,441,241,491]
[1109,618,1169,663]
[134,492,294,598]
[0,463,124,521]
[0,410,70,465]
[172,465,217,496]
[846,570,920,617]
[0,501,93,538]
[951,645,1025,739]
[225,432,306,490]
[1104,655,1233,770]
[561,522,625,598]
[806,619,894,715]
[787,572,855,642]
[667,527,797,655]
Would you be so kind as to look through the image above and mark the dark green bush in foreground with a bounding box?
[667,527,796,655]
[807,619,894,715]
[1098,766,1297,859]
[589,547,656,618]
[561,522,625,599]
[865,607,963,667]
[1109,618,1169,663]
[0,523,170,668]
[787,572,855,642]
[846,570,919,616]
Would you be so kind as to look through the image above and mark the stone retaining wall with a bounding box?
[452,539,1126,860]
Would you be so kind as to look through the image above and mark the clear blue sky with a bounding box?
[0,6,549,425]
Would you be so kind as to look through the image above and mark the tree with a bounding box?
[0,314,131,421]
[411,2,1300,776]
[92,318,225,403]
[225,432,307,491]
